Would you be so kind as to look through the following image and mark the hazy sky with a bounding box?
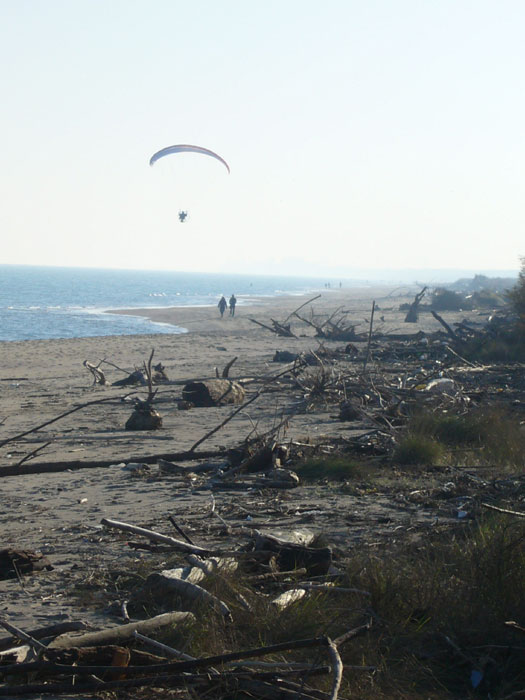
[2,0,523,276]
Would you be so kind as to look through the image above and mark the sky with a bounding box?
[2,0,524,279]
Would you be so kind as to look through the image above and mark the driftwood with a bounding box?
[0,621,88,651]
[141,571,232,619]
[363,300,376,372]
[249,318,296,337]
[0,548,53,580]
[101,518,211,555]
[254,533,332,576]
[125,349,162,430]
[404,287,427,323]
[112,369,146,386]
[270,588,307,610]
[0,448,227,478]
[48,612,195,649]
[83,360,107,385]
[189,391,261,452]
[0,395,135,449]
[431,309,460,341]
[294,308,362,342]
[216,356,238,378]
[125,401,162,430]
[182,379,246,407]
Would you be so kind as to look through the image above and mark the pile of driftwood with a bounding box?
[0,519,373,698]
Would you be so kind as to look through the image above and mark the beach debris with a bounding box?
[139,570,233,620]
[47,611,195,649]
[152,362,169,383]
[270,588,307,610]
[273,350,298,363]
[182,379,245,407]
[0,631,356,698]
[125,398,163,430]
[0,548,53,580]
[83,359,107,385]
[425,377,456,394]
[101,518,211,555]
[338,400,361,421]
[113,369,147,386]
[125,349,163,430]
[249,317,296,337]
[253,533,332,576]
[0,621,89,651]
[293,305,363,341]
[215,356,238,378]
[404,286,427,323]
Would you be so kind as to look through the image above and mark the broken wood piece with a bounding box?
[404,287,427,323]
[0,620,88,651]
[185,555,239,577]
[134,631,196,660]
[431,309,459,341]
[0,548,53,580]
[83,360,107,385]
[48,612,195,649]
[101,518,211,555]
[255,468,300,489]
[0,618,47,652]
[0,644,32,664]
[270,588,307,610]
[254,533,332,576]
[327,637,343,700]
[142,571,232,620]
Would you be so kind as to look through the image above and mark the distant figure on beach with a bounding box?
[229,294,237,316]
[218,296,227,317]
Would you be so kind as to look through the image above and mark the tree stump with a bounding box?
[182,379,245,407]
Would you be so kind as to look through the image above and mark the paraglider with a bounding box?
[149,144,230,223]
[149,144,230,173]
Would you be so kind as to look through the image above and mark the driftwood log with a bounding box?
[141,571,232,619]
[182,379,246,407]
[48,612,195,649]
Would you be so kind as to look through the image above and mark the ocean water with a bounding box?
[0,265,329,341]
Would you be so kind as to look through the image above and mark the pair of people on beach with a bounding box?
[218,295,236,317]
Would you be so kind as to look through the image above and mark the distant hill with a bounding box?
[446,274,518,293]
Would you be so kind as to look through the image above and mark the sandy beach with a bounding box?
[0,286,465,632]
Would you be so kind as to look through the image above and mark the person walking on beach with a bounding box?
[218,296,227,317]
[229,294,237,316]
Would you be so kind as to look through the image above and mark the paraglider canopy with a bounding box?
[149,144,230,173]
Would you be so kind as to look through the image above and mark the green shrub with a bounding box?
[508,256,525,321]
[344,517,525,696]
[405,409,525,468]
[431,288,471,311]
[294,456,367,480]
[393,436,443,466]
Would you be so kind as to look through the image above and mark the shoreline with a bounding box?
[105,286,398,335]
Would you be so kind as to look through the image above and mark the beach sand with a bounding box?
[0,285,460,631]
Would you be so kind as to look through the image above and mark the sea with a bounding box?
[0,265,335,342]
